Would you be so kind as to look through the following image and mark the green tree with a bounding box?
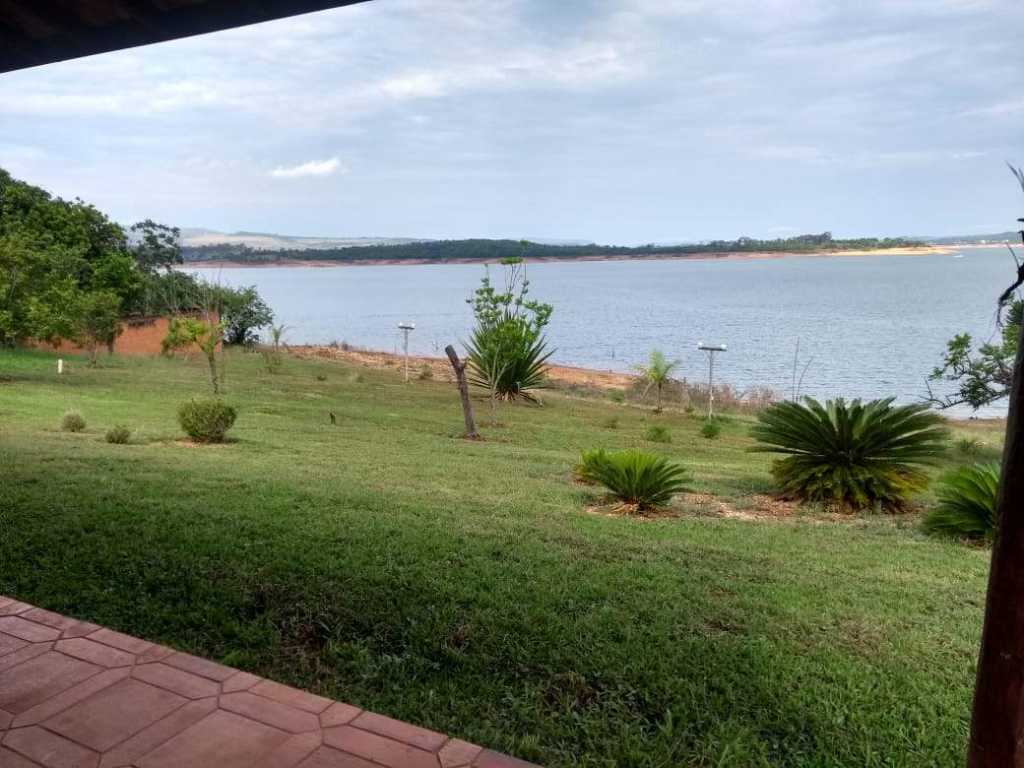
[930,164,1024,410]
[130,220,182,273]
[0,167,138,347]
[634,349,681,412]
[162,313,226,394]
[74,290,123,365]
[218,285,274,346]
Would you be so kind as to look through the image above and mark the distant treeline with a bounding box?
[181,232,925,264]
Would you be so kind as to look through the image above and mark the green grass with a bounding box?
[0,348,1000,767]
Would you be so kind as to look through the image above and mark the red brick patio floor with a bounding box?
[0,596,538,768]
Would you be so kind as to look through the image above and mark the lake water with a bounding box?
[191,247,1017,417]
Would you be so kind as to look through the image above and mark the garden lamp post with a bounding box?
[697,342,727,418]
[398,322,415,382]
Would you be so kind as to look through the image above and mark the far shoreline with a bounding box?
[184,244,954,269]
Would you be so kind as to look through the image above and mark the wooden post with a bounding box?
[968,208,1024,766]
[445,345,480,439]
[969,314,1024,764]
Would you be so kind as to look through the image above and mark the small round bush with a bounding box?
[644,425,671,443]
[601,416,620,429]
[105,425,131,444]
[608,390,625,404]
[177,398,237,443]
[701,421,721,439]
[61,410,86,433]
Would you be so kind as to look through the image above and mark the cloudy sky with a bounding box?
[1,0,1022,244]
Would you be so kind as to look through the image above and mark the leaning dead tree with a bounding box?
[445,345,480,439]
[968,165,1024,767]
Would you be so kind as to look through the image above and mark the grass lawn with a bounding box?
[0,348,1002,767]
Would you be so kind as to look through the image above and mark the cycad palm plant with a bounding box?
[573,448,609,484]
[923,463,1001,541]
[750,397,948,511]
[634,349,681,412]
[583,448,691,509]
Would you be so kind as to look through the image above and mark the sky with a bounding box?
[1,0,1022,245]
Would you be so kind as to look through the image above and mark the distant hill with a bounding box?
[178,227,429,251]
[181,232,925,265]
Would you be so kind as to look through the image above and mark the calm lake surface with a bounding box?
[191,247,1015,417]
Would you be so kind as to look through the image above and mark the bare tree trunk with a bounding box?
[968,318,1024,766]
[445,345,479,439]
[205,349,220,395]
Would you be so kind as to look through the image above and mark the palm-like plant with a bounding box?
[573,448,609,484]
[923,463,1000,541]
[750,397,948,511]
[466,319,552,403]
[583,448,692,509]
[634,349,681,412]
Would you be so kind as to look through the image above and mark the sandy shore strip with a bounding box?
[186,245,953,269]
[289,344,636,390]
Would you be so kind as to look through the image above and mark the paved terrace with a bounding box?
[0,596,537,768]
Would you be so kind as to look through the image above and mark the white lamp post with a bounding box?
[697,342,727,418]
[398,322,415,382]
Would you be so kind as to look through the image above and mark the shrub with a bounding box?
[105,425,131,444]
[177,398,237,443]
[316,374,327,382]
[954,437,982,457]
[608,390,625,404]
[645,425,672,443]
[261,349,282,374]
[467,320,552,402]
[61,410,86,433]
[923,463,1000,541]
[418,364,434,381]
[634,350,681,412]
[601,416,620,429]
[574,448,609,484]
[701,420,721,439]
[466,259,553,403]
[584,449,692,509]
[751,397,948,511]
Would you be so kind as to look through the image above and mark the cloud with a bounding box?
[958,99,1024,118]
[1,0,1021,240]
[269,157,346,179]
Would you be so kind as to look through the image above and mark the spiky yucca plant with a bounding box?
[466,319,552,403]
[923,463,1000,541]
[584,449,691,509]
[750,397,948,511]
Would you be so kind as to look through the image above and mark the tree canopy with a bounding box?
[930,164,1024,410]
[0,167,273,353]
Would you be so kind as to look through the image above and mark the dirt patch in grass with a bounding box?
[683,492,801,520]
[584,502,680,520]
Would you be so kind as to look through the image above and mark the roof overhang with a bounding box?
[0,0,369,74]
